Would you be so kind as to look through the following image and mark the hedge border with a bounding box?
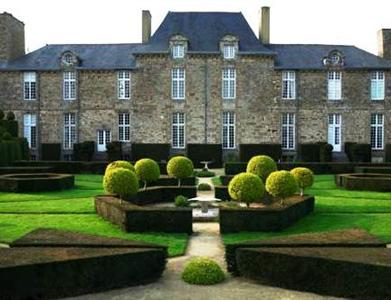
[0,173,74,192]
[335,173,391,192]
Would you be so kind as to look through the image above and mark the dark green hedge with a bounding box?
[132,143,170,162]
[239,144,282,162]
[298,143,333,162]
[107,141,122,161]
[0,173,74,192]
[0,140,22,166]
[0,120,18,137]
[187,144,222,168]
[146,176,196,187]
[73,141,95,161]
[128,186,197,206]
[220,175,234,186]
[345,143,372,162]
[214,185,230,200]
[354,166,391,174]
[335,173,391,192]
[224,162,247,175]
[14,160,107,174]
[385,144,391,162]
[41,143,61,161]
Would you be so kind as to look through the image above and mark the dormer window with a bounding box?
[172,44,185,59]
[322,50,344,68]
[61,51,78,68]
[223,44,235,59]
[169,35,187,60]
[63,53,73,64]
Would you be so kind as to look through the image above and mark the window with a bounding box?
[282,71,296,99]
[282,113,295,150]
[172,44,185,59]
[223,44,235,59]
[222,68,236,99]
[63,71,76,100]
[172,112,185,149]
[328,114,342,152]
[118,71,131,100]
[171,68,185,100]
[23,72,37,100]
[371,113,384,150]
[328,71,342,100]
[222,112,235,149]
[63,53,73,64]
[118,113,130,142]
[97,130,111,152]
[23,114,37,149]
[64,113,76,150]
[371,71,385,100]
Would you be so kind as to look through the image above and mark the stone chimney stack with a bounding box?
[142,10,151,43]
[378,29,391,60]
[259,7,270,44]
[0,12,25,62]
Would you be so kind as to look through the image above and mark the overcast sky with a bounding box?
[2,0,391,55]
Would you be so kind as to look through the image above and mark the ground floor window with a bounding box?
[23,114,37,149]
[172,112,185,149]
[97,129,111,152]
[118,113,130,142]
[222,111,235,149]
[371,113,384,150]
[63,113,76,150]
[328,114,342,152]
[282,113,295,150]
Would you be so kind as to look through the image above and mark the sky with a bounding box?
[2,0,391,55]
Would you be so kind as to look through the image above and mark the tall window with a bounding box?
[117,71,131,100]
[222,68,236,99]
[371,71,385,100]
[371,113,384,150]
[328,71,342,100]
[23,72,37,100]
[222,112,235,149]
[282,113,295,150]
[118,113,130,142]
[282,71,296,99]
[63,71,76,100]
[172,112,185,149]
[328,114,342,152]
[23,114,37,149]
[171,68,185,100]
[64,113,76,150]
[172,44,185,59]
[223,44,235,59]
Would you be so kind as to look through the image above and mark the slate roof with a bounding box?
[268,44,391,70]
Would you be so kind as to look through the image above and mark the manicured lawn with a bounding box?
[223,174,391,245]
[0,175,188,257]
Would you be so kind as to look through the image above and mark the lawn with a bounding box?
[223,174,391,245]
[0,174,188,257]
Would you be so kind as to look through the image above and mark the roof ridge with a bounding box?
[269,43,355,47]
[45,43,142,46]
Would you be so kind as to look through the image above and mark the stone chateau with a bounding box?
[1,7,391,161]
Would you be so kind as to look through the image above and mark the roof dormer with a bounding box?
[220,35,239,59]
[322,50,345,68]
[169,35,188,59]
[60,51,79,68]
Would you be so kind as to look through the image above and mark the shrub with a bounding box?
[182,257,225,285]
[194,170,215,177]
[265,170,297,204]
[131,143,170,162]
[228,172,264,207]
[187,144,223,168]
[175,195,189,207]
[198,183,212,191]
[319,143,333,162]
[167,156,194,187]
[106,141,122,161]
[6,111,15,121]
[0,110,4,120]
[103,167,139,200]
[135,158,160,189]
[105,160,135,175]
[41,143,61,161]
[246,155,277,182]
[2,132,12,141]
[73,141,95,161]
[239,144,282,162]
[290,167,314,196]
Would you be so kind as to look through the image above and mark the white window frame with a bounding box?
[328,71,342,100]
[97,129,111,152]
[117,70,131,100]
[371,113,384,150]
[172,44,185,59]
[222,68,236,99]
[328,114,342,152]
[371,71,385,100]
[171,68,185,100]
[282,71,296,99]
[223,44,235,59]
[63,71,76,100]
[222,111,235,149]
[118,113,130,142]
[172,112,185,149]
[23,72,37,100]
[282,113,295,150]
[63,113,76,150]
[23,114,37,149]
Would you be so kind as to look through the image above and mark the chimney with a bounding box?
[142,10,151,43]
[378,29,391,60]
[259,7,270,44]
[0,12,25,62]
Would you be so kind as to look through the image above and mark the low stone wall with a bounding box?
[335,173,391,192]
[0,173,74,192]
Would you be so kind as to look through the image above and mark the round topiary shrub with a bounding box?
[198,183,212,191]
[290,167,314,196]
[228,172,264,207]
[167,156,194,186]
[134,158,160,189]
[265,170,297,204]
[6,111,15,121]
[182,257,225,285]
[246,155,277,182]
[105,160,135,175]
[175,195,189,207]
[103,167,139,200]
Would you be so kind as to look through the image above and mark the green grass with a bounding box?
[223,174,391,245]
[0,175,188,257]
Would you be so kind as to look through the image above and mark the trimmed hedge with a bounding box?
[298,143,333,162]
[214,185,230,200]
[107,141,122,161]
[0,166,53,175]
[73,141,95,161]
[187,144,223,168]
[131,143,170,162]
[127,186,197,206]
[345,142,372,162]
[0,140,22,166]
[385,144,391,162]
[335,173,391,192]
[0,119,18,137]
[354,166,391,174]
[239,144,282,162]
[0,173,74,192]
[182,257,225,285]
[41,143,61,161]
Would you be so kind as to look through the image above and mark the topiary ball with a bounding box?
[197,183,212,191]
[228,172,264,206]
[182,257,225,285]
[290,167,314,196]
[105,160,135,175]
[246,155,277,182]
[167,156,194,183]
[175,195,189,207]
[265,170,297,200]
[103,167,139,200]
[135,158,160,186]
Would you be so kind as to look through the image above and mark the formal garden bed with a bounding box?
[335,173,391,192]
[0,173,74,192]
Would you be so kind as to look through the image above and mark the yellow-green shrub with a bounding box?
[246,155,277,181]
[167,156,194,186]
[103,167,139,200]
[182,257,225,285]
[135,158,160,188]
[265,170,297,204]
[105,160,135,175]
[290,167,314,196]
[228,172,264,207]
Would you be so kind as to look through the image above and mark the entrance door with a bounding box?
[328,114,341,152]
[97,130,111,152]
